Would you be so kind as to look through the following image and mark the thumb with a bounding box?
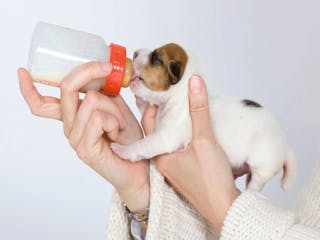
[188,75,213,139]
[141,104,158,135]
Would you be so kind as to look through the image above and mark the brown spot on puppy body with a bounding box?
[140,43,188,91]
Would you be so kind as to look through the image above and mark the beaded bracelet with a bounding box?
[124,204,149,230]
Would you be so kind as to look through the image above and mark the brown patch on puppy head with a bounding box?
[140,43,188,91]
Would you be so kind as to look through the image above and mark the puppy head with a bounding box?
[131,43,188,92]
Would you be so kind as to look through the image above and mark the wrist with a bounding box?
[119,178,150,212]
[208,187,241,231]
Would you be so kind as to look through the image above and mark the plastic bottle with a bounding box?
[27,22,133,95]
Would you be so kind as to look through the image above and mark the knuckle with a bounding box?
[83,61,99,69]
[190,104,209,114]
[60,79,73,92]
[30,108,39,116]
[68,135,78,149]
[63,125,70,138]
[77,149,86,162]
[85,90,99,106]
[91,111,103,126]
[76,143,88,161]
[82,61,99,75]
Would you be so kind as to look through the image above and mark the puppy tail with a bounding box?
[281,149,296,191]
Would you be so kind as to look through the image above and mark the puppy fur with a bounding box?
[111,43,296,191]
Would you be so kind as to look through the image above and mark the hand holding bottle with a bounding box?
[18,62,150,212]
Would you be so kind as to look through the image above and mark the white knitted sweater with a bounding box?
[106,160,320,239]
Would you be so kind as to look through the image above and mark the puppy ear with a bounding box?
[168,60,181,85]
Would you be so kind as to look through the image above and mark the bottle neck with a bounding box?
[103,43,127,96]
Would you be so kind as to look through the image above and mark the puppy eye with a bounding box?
[150,51,163,66]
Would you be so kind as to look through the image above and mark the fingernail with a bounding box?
[189,75,202,94]
[100,62,112,72]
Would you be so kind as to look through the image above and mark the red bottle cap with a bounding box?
[103,43,126,96]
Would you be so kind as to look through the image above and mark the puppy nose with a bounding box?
[133,51,138,60]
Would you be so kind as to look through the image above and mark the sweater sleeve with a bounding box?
[220,160,320,240]
[106,193,132,240]
[297,160,320,229]
[107,161,220,240]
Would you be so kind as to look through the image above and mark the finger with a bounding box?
[60,62,112,136]
[76,111,119,163]
[18,68,61,120]
[68,91,125,148]
[85,111,120,146]
[188,75,213,140]
[108,95,131,129]
[141,104,158,135]
[109,95,135,124]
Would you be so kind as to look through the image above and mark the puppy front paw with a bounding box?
[110,143,142,162]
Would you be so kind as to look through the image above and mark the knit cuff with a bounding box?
[282,224,320,240]
[106,192,131,240]
[220,190,296,240]
[297,160,320,229]
[145,162,219,240]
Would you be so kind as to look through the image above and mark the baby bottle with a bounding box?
[27,22,133,95]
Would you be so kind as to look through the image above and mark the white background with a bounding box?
[1,0,319,239]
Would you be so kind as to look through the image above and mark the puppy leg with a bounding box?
[247,169,274,191]
[246,135,284,191]
[111,129,187,162]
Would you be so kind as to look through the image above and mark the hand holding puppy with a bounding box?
[141,76,240,231]
[18,62,150,212]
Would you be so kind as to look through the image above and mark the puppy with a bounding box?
[111,43,296,191]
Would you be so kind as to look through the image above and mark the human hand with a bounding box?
[142,75,240,231]
[18,62,149,211]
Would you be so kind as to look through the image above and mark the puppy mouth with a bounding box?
[132,74,145,83]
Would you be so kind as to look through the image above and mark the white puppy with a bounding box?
[111,43,296,191]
